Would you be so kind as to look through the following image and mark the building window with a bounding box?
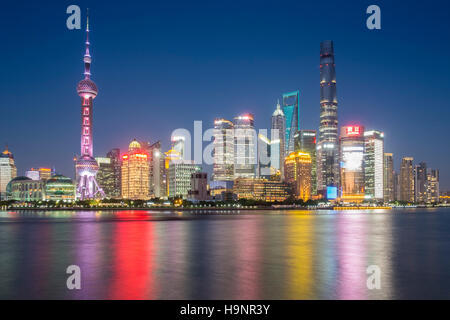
[83,117,89,125]
[84,127,90,135]
[83,108,89,115]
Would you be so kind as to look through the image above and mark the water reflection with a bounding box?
[0,209,448,299]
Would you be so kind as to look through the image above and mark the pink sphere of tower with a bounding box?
[77,79,98,99]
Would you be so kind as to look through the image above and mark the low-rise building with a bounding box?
[233,178,290,202]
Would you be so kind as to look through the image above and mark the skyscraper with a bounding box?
[234,114,256,178]
[284,151,312,201]
[426,169,439,204]
[364,130,384,201]
[95,157,115,198]
[75,13,105,200]
[213,118,234,181]
[107,148,121,198]
[400,157,414,202]
[282,91,300,156]
[317,40,339,194]
[172,136,186,160]
[340,125,365,202]
[147,141,166,198]
[271,101,285,178]
[414,162,428,203]
[383,153,395,202]
[0,147,17,200]
[121,139,150,200]
[294,130,317,195]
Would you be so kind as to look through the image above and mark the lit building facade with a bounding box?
[74,15,105,200]
[44,175,76,201]
[271,101,285,178]
[25,168,53,181]
[257,133,272,179]
[106,148,121,198]
[339,126,365,202]
[400,157,415,202]
[294,130,317,195]
[172,136,186,161]
[427,169,439,204]
[147,141,166,199]
[414,162,428,203]
[383,153,395,202]
[168,161,201,198]
[188,172,209,201]
[213,118,234,181]
[121,139,150,200]
[234,114,256,178]
[95,157,115,198]
[282,91,300,156]
[0,147,17,200]
[233,178,290,202]
[317,40,339,194]
[364,130,384,201]
[284,151,312,201]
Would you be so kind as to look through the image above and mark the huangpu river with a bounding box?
[0,208,449,300]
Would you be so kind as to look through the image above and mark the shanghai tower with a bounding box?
[75,12,105,199]
[317,40,339,193]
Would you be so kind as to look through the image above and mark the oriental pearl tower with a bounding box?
[75,12,105,199]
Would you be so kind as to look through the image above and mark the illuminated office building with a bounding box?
[383,153,395,202]
[107,148,121,198]
[172,136,186,160]
[0,147,17,200]
[282,91,300,156]
[317,40,339,193]
[168,161,201,198]
[187,172,209,201]
[25,167,54,181]
[121,139,150,200]
[234,114,256,178]
[294,130,317,194]
[364,130,384,201]
[213,118,234,181]
[233,178,290,202]
[400,157,414,202]
[426,169,439,204]
[271,100,286,177]
[284,151,312,201]
[414,162,428,203]
[95,157,115,198]
[147,141,166,199]
[257,133,276,179]
[339,126,365,202]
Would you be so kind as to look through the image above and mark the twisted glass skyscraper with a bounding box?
[282,90,300,156]
[317,40,339,193]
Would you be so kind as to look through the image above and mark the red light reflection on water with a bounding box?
[109,220,157,299]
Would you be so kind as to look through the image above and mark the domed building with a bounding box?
[121,139,150,200]
[6,176,44,201]
[44,175,76,201]
[0,146,17,200]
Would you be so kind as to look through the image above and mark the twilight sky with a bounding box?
[1,0,449,189]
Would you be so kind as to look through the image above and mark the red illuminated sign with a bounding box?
[346,126,361,136]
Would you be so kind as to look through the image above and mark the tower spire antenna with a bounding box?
[83,8,91,79]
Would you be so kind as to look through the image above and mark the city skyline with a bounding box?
[1,1,450,189]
